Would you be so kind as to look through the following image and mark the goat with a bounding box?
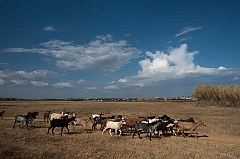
[49,112,67,121]
[13,115,34,129]
[0,111,5,119]
[69,117,92,132]
[47,117,76,135]
[132,120,162,141]
[177,120,206,138]
[102,120,124,136]
[155,119,175,137]
[24,111,39,124]
[100,115,122,130]
[64,112,76,119]
[178,117,195,123]
[124,117,148,132]
[43,111,51,123]
[91,112,104,130]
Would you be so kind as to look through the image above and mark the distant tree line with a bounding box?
[193,84,240,107]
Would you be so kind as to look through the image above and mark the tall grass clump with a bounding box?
[193,84,240,107]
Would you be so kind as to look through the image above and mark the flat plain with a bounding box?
[0,101,240,159]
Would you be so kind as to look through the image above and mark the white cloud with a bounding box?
[179,37,192,42]
[43,26,56,31]
[218,66,227,70]
[0,70,58,87]
[165,41,172,44]
[85,87,97,90]
[52,82,74,88]
[108,44,238,91]
[78,79,87,83]
[10,80,28,86]
[233,77,239,80]
[138,44,197,78]
[104,85,119,90]
[0,70,58,81]
[31,81,49,87]
[3,35,141,72]
[175,26,202,37]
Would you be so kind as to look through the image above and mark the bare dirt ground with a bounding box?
[0,101,240,159]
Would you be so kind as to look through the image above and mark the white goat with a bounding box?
[102,120,124,136]
[49,112,65,121]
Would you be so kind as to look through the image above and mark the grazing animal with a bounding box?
[91,112,104,130]
[69,118,92,132]
[13,115,34,129]
[26,112,39,124]
[43,111,51,123]
[155,119,175,137]
[124,117,148,132]
[47,117,76,135]
[49,112,67,121]
[102,120,124,136]
[0,111,5,119]
[132,120,162,141]
[177,120,206,138]
[178,118,195,123]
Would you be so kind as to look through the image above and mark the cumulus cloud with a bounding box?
[3,35,141,72]
[175,26,202,37]
[105,44,239,93]
[138,44,197,78]
[52,82,74,88]
[31,81,49,87]
[43,26,56,31]
[10,80,28,86]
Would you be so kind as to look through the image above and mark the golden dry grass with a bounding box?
[0,101,240,159]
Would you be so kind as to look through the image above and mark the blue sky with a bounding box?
[0,0,240,99]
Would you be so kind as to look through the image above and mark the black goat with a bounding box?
[132,120,162,141]
[47,117,76,135]
[0,111,5,119]
[13,115,34,129]
[155,119,175,137]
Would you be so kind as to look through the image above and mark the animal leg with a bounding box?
[47,127,52,135]
[60,127,64,135]
[137,131,142,139]
[132,131,136,138]
[102,127,107,135]
[182,130,186,137]
[13,121,16,129]
[109,129,112,136]
[118,130,122,136]
[66,126,70,134]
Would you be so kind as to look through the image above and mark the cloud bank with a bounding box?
[3,34,141,72]
[104,44,239,95]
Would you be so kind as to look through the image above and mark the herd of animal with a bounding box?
[0,110,206,141]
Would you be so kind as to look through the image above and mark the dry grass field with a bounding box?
[0,101,240,159]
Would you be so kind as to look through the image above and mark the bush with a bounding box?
[193,84,240,107]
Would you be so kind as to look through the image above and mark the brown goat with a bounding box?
[43,111,51,123]
[178,117,195,123]
[124,117,148,132]
[177,120,206,138]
